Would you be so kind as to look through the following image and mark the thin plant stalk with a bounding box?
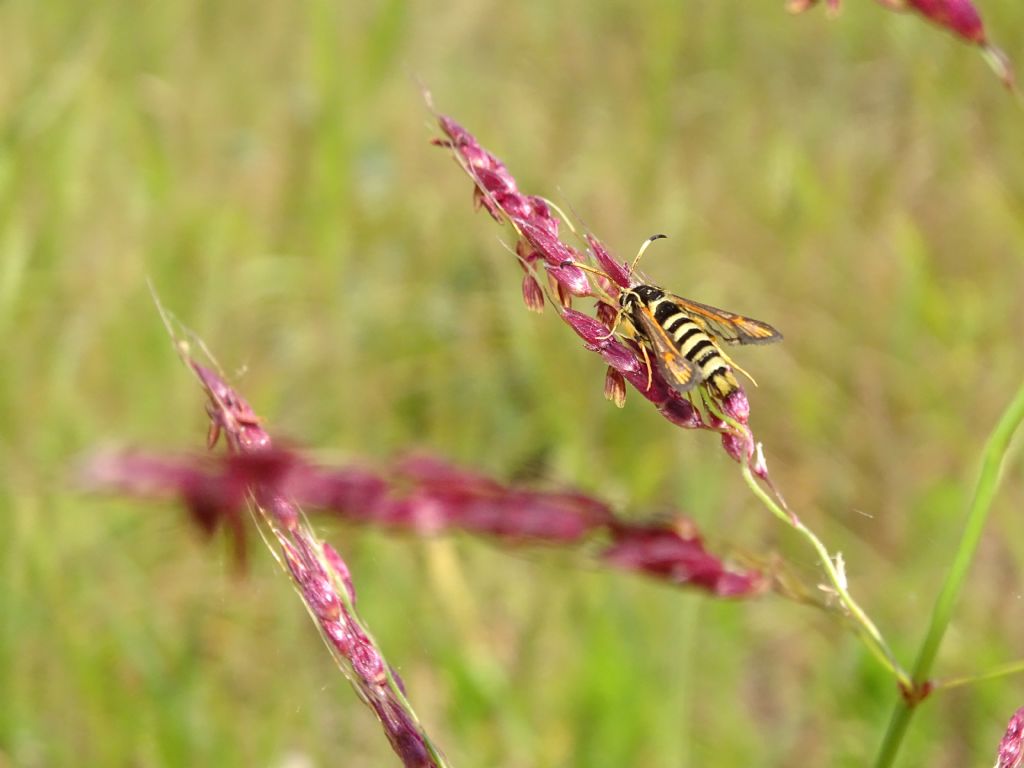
[934,659,1024,693]
[738,458,910,688]
[708,395,910,687]
[874,379,1024,768]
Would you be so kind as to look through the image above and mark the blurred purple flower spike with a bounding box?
[790,0,1015,89]
[868,0,985,41]
[84,445,765,600]
[603,520,765,597]
[997,708,1024,768]
[172,354,445,767]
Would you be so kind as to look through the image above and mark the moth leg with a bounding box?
[638,343,653,391]
[719,348,759,387]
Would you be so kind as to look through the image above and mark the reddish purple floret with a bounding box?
[722,390,750,425]
[521,274,545,313]
[586,235,632,289]
[719,429,754,465]
[545,261,592,297]
[323,542,356,604]
[604,367,627,408]
[373,699,437,768]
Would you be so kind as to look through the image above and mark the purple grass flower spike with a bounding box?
[997,708,1024,768]
[434,112,770,464]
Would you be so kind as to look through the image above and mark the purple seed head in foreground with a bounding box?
[175,353,445,767]
[83,445,765,599]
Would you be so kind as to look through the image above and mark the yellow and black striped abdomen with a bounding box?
[651,299,740,397]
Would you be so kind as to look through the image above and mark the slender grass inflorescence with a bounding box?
[431,109,912,687]
[430,114,772,452]
[132,326,448,768]
[83,448,767,598]
[432,111,780,486]
[194,362,448,767]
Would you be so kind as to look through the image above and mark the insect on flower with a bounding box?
[567,235,783,401]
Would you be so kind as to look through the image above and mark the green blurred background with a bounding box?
[2,1,1023,765]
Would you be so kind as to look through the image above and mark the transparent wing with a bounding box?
[668,295,783,346]
[631,304,702,393]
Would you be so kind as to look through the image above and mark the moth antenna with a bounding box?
[541,196,579,238]
[630,233,667,273]
[546,192,604,258]
[552,259,628,340]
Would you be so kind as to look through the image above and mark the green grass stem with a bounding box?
[873,380,1024,768]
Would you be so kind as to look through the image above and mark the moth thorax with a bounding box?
[620,284,661,307]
